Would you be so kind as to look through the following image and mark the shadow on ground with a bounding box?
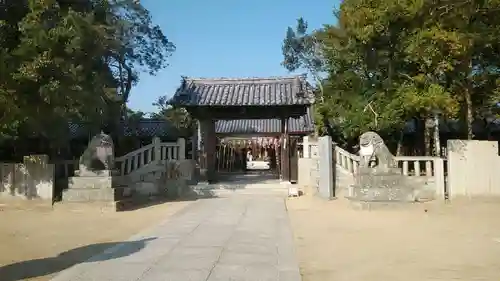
[218,171,280,184]
[199,171,282,190]
[0,237,156,281]
[116,188,219,212]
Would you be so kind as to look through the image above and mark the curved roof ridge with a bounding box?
[184,74,307,82]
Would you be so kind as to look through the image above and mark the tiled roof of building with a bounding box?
[68,120,180,138]
[67,107,315,138]
[170,75,314,107]
[215,106,314,135]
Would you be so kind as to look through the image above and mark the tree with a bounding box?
[102,0,175,109]
[151,95,193,137]
[282,15,411,141]
[284,0,500,154]
[1,0,115,142]
[0,0,175,146]
[336,0,460,153]
[282,18,331,135]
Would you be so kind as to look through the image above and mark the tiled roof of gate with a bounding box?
[169,75,314,106]
[215,106,314,135]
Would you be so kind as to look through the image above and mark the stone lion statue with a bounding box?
[79,132,115,172]
[358,131,396,169]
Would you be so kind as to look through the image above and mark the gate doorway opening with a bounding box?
[216,137,280,174]
[214,136,303,184]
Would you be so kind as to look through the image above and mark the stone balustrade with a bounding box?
[304,138,447,199]
[54,138,187,179]
[115,137,186,176]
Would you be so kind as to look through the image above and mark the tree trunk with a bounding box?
[463,55,474,140]
[464,85,474,140]
[395,131,404,156]
[415,116,425,155]
[424,118,432,156]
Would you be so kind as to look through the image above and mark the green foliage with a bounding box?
[0,0,174,142]
[282,18,324,75]
[151,96,193,137]
[283,0,500,140]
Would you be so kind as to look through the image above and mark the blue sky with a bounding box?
[128,0,339,113]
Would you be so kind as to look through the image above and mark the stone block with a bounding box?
[156,246,221,270]
[140,268,210,281]
[74,168,114,177]
[208,264,279,281]
[348,199,435,211]
[348,186,416,202]
[68,176,112,189]
[132,181,159,197]
[62,186,116,202]
[297,157,313,193]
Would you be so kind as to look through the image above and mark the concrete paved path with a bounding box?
[50,188,301,281]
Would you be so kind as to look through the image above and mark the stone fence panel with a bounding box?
[0,155,54,200]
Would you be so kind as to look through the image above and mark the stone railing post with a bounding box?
[177,138,186,160]
[317,136,335,199]
[303,136,310,158]
[152,137,161,163]
[346,157,353,173]
[434,158,446,200]
[353,160,358,174]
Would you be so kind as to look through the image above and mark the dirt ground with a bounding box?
[287,195,500,281]
[0,199,192,281]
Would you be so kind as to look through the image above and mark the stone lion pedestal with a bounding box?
[346,131,435,210]
[63,132,120,202]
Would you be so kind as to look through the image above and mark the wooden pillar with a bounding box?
[203,119,217,183]
[197,119,206,173]
[279,119,284,180]
[281,118,290,182]
[191,120,199,161]
[196,120,202,152]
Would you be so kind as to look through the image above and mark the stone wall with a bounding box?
[0,155,54,200]
[447,140,500,198]
[297,136,338,199]
[297,158,316,195]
